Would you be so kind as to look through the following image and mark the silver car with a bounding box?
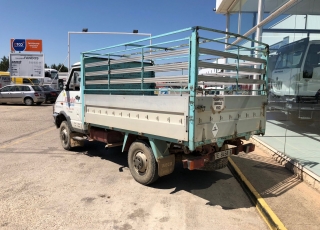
[0,84,45,106]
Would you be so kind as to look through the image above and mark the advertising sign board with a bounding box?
[9,53,44,78]
[10,39,43,52]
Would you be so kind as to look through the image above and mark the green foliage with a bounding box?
[56,63,68,72]
[0,56,9,71]
[45,63,68,72]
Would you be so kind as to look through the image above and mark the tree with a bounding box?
[56,63,68,72]
[0,56,9,71]
[51,64,57,70]
[48,63,68,72]
[44,63,49,68]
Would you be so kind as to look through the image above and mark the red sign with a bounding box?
[11,39,42,52]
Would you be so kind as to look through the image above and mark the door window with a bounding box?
[0,86,12,92]
[303,44,320,79]
[21,86,31,91]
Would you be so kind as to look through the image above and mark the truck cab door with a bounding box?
[62,68,84,131]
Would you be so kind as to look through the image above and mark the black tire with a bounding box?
[128,141,159,185]
[60,121,72,150]
[197,157,228,171]
[24,98,34,106]
[36,102,42,105]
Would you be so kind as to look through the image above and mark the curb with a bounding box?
[251,136,320,193]
[228,157,287,230]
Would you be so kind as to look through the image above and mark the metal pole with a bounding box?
[225,13,230,49]
[255,0,264,43]
[68,32,70,74]
[223,13,230,95]
[253,0,265,95]
[226,0,299,49]
[67,31,152,72]
[238,0,242,34]
[150,34,152,54]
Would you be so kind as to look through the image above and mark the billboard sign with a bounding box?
[9,53,44,78]
[11,39,43,52]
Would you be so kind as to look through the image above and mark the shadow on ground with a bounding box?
[230,154,302,198]
[71,141,289,210]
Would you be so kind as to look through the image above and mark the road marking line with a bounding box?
[0,126,56,149]
[228,157,287,230]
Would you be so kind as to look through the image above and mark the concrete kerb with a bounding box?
[251,136,320,193]
[227,157,287,230]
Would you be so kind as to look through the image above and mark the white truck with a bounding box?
[58,63,81,90]
[53,26,269,185]
[269,37,320,126]
[44,68,65,90]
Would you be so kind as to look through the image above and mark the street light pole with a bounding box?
[67,31,152,72]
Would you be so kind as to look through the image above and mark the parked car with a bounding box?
[40,85,61,103]
[0,84,45,106]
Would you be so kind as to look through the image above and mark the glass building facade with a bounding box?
[215,0,320,178]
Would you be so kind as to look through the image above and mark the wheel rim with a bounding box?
[133,151,147,174]
[25,99,32,105]
[61,128,68,145]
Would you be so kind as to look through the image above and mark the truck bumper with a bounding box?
[182,143,255,170]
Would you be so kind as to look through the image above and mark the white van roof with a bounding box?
[45,68,58,72]
[72,62,80,67]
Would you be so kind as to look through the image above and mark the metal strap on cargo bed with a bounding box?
[85,49,190,67]
[198,61,265,74]
[85,75,265,86]
[199,48,267,65]
[85,62,189,76]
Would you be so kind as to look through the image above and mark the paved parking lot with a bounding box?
[0,105,267,230]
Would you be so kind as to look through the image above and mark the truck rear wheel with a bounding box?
[128,141,159,185]
[60,121,72,150]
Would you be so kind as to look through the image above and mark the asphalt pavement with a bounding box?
[0,105,267,230]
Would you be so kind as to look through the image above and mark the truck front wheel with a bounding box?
[128,141,159,185]
[60,121,72,150]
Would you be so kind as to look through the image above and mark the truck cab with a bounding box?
[44,68,65,90]
[269,38,320,126]
[271,38,320,98]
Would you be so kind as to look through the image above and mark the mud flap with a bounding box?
[70,133,84,147]
[157,154,175,177]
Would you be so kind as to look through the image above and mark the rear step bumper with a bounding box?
[182,143,255,170]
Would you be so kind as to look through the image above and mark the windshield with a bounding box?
[275,39,308,70]
[45,71,58,80]
[51,72,58,80]
[30,79,40,84]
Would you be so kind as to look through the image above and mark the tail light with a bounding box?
[50,92,57,96]
[34,92,39,96]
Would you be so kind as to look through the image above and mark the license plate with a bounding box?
[215,149,232,160]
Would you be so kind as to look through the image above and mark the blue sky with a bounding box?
[1,0,226,69]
